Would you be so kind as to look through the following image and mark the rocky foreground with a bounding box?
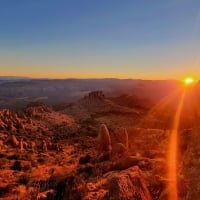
[0,92,198,200]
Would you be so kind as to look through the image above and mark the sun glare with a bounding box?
[183,77,195,85]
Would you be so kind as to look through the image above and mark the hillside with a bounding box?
[0,85,199,199]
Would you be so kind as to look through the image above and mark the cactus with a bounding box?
[97,124,112,161]
[124,128,129,150]
[118,127,129,151]
[112,142,127,157]
[98,124,112,152]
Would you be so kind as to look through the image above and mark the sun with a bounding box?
[183,77,195,85]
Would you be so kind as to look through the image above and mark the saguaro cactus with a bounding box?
[118,127,129,151]
[124,128,129,150]
[97,124,112,160]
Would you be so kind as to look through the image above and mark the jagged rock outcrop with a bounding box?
[84,91,105,101]
[0,109,24,132]
[24,102,52,118]
[19,138,24,151]
[81,91,113,111]
[6,134,19,147]
[84,166,152,200]
[58,91,140,126]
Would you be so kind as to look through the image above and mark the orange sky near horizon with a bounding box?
[1,66,199,81]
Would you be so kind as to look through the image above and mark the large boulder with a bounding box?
[84,166,152,200]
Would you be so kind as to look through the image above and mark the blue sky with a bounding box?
[0,0,200,79]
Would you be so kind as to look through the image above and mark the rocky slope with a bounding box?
[0,89,199,200]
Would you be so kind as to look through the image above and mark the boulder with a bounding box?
[84,166,152,200]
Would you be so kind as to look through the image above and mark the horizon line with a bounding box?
[0,75,193,82]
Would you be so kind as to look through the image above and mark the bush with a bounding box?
[11,161,21,171]
[21,154,33,161]
[18,174,30,185]
[79,154,91,165]
[54,175,86,200]
[7,153,20,160]
[0,185,12,197]
[37,157,46,163]
[0,153,5,158]
[0,158,7,168]
[23,163,32,171]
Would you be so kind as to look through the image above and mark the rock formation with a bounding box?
[19,138,24,151]
[30,141,36,151]
[6,134,19,147]
[42,140,48,151]
[84,91,105,102]
[83,166,152,200]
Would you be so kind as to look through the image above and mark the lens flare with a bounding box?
[168,91,185,200]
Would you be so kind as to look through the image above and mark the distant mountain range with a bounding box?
[0,78,182,110]
[0,76,31,80]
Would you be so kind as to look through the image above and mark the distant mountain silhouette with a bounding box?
[0,78,181,110]
[0,76,31,80]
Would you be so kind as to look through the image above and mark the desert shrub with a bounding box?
[0,185,12,197]
[18,174,30,185]
[97,124,112,154]
[78,164,95,179]
[11,160,22,171]
[20,153,33,161]
[23,163,32,171]
[7,153,20,160]
[37,156,46,163]
[0,153,5,158]
[30,159,37,167]
[79,154,91,165]
[0,158,7,168]
[54,175,86,200]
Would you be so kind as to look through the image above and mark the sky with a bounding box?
[0,0,200,79]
